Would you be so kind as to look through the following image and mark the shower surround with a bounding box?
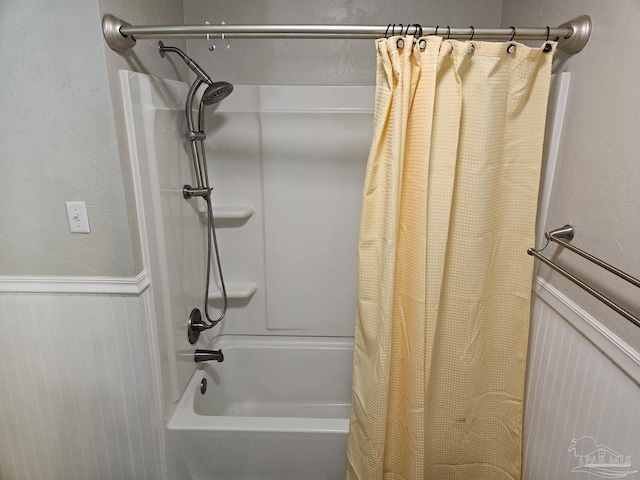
[120,71,373,478]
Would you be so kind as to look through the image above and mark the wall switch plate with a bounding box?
[65,201,91,233]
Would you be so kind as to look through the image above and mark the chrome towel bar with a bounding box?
[528,225,640,329]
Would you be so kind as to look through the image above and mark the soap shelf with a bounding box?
[208,282,257,301]
[199,205,254,223]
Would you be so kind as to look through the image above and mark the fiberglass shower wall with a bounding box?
[202,85,374,337]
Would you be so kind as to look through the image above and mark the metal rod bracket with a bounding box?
[103,14,137,52]
[556,15,591,54]
[546,224,575,242]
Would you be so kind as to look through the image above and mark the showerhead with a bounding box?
[202,82,234,105]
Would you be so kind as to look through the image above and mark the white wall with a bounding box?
[206,85,374,339]
[525,288,640,480]
[183,0,504,85]
[119,71,208,412]
[0,289,162,480]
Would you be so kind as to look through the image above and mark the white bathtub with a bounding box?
[166,335,354,480]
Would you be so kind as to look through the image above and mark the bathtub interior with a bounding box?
[195,336,354,418]
[166,335,354,480]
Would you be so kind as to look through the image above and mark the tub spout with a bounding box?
[194,349,224,363]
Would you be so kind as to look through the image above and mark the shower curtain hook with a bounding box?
[221,21,230,49]
[446,26,451,39]
[434,25,439,37]
[385,24,391,38]
[545,26,550,42]
[205,21,216,51]
[509,26,516,42]
[469,26,475,41]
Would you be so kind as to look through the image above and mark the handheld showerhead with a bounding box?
[202,82,234,105]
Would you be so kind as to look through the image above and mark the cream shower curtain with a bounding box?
[347,37,555,480]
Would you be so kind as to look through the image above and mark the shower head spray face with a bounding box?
[202,82,234,105]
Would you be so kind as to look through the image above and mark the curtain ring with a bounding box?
[546,26,550,42]
[221,21,229,49]
[446,26,451,40]
[469,26,475,41]
[509,26,516,42]
[413,24,423,39]
[385,24,391,38]
[205,21,215,51]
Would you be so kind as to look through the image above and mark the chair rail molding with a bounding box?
[0,270,150,295]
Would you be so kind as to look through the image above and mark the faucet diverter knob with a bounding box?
[194,349,224,363]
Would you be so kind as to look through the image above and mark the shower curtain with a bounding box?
[347,36,555,480]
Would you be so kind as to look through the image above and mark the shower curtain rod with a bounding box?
[103,14,591,55]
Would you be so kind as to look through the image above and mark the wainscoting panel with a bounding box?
[524,290,640,479]
[0,291,161,480]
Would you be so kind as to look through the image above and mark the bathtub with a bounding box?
[166,335,354,480]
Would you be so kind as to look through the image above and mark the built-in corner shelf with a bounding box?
[199,205,254,224]
[208,282,257,301]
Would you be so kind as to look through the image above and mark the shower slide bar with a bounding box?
[528,225,640,329]
[102,14,591,55]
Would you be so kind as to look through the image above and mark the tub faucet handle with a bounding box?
[194,349,224,363]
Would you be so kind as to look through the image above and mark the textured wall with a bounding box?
[501,1,640,351]
[0,0,133,276]
[183,0,504,85]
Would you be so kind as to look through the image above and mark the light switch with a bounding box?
[65,201,91,233]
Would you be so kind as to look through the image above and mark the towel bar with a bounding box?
[528,225,640,329]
